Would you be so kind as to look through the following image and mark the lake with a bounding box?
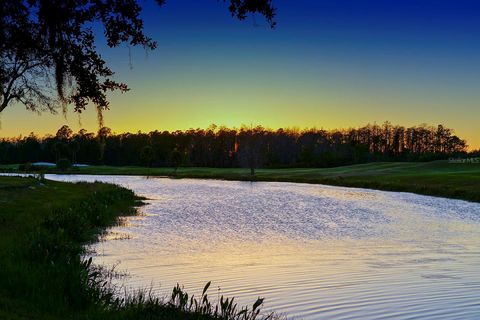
[47,174,480,319]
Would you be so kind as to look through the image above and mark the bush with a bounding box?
[18,162,42,172]
[56,158,72,171]
[18,162,33,171]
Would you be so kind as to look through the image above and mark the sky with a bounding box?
[2,0,480,149]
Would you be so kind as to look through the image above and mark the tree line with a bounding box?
[0,122,471,169]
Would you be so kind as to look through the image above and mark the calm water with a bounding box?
[48,174,480,319]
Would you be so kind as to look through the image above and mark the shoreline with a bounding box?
[0,176,274,319]
[2,161,479,203]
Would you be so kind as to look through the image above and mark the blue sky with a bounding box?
[3,0,480,148]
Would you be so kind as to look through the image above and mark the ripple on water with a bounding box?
[47,175,480,320]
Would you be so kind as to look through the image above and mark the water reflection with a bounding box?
[47,175,480,320]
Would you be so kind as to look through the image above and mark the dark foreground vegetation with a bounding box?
[0,176,274,320]
[1,122,473,170]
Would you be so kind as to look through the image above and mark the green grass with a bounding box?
[1,162,478,317]
[0,176,275,320]
[4,161,477,202]
[0,176,137,319]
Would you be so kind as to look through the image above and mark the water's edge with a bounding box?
[43,174,480,320]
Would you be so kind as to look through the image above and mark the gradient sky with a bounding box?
[2,0,480,149]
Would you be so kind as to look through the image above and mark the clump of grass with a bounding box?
[100,281,277,320]
[166,281,272,320]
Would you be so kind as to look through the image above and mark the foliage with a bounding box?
[0,0,276,119]
[18,162,33,171]
[170,148,183,171]
[56,158,72,171]
[0,122,468,169]
[140,145,154,167]
[56,125,73,140]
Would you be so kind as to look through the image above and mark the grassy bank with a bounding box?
[3,161,479,202]
[83,161,480,202]
[0,176,271,320]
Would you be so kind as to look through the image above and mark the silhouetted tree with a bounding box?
[56,158,71,171]
[238,125,265,175]
[56,125,73,141]
[0,0,276,120]
[69,140,79,164]
[170,148,183,173]
[52,141,68,161]
[1,122,469,168]
[140,145,154,167]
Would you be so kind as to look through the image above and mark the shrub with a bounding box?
[56,158,72,171]
[18,162,32,171]
[18,162,43,172]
